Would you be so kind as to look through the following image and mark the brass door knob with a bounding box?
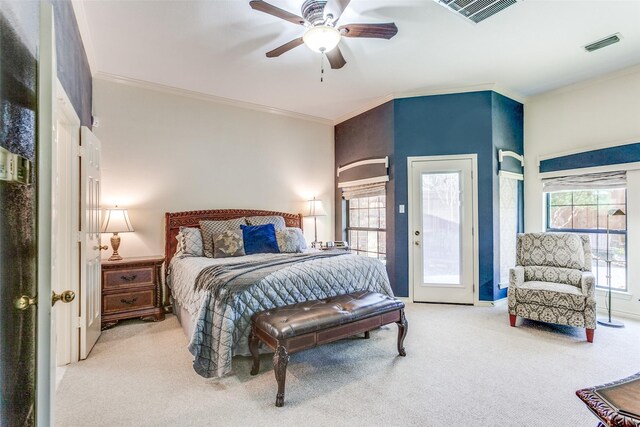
[94,245,108,250]
[15,295,37,310]
[52,290,75,306]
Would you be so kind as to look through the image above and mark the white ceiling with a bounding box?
[79,0,640,122]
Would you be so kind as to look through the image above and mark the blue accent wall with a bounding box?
[491,92,524,301]
[52,0,92,126]
[334,102,396,291]
[394,92,495,299]
[539,142,640,173]
[334,91,524,301]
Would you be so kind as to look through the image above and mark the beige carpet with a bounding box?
[55,303,640,426]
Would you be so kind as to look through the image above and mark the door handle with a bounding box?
[52,290,75,306]
[15,295,37,310]
[94,245,108,250]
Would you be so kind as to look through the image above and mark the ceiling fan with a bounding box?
[249,0,398,69]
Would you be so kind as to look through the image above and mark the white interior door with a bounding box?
[80,127,102,359]
[52,82,81,368]
[411,157,476,304]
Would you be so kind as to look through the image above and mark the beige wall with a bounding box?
[524,64,640,318]
[93,77,335,260]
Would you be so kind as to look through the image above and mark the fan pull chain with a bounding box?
[320,51,325,83]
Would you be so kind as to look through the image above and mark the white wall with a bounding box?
[93,77,335,260]
[524,64,640,318]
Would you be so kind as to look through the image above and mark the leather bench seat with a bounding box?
[249,291,408,407]
[252,291,404,339]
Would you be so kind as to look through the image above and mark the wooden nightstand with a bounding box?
[101,256,165,330]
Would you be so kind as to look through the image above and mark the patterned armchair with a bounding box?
[508,233,596,342]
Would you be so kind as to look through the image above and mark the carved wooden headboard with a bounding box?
[164,209,303,267]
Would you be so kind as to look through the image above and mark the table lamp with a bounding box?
[101,206,134,261]
[597,208,626,328]
[305,197,326,248]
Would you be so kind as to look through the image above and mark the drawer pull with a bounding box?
[121,274,138,282]
[120,297,138,305]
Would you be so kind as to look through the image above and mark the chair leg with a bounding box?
[249,329,260,375]
[396,309,408,357]
[586,328,594,343]
[273,345,289,407]
[509,314,517,327]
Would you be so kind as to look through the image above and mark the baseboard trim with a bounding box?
[596,307,640,321]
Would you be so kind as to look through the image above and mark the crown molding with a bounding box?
[70,0,97,76]
[93,72,334,126]
[334,83,528,125]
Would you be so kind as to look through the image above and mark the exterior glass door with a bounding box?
[411,157,475,304]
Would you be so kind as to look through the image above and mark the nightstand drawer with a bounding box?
[104,267,153,289]
[103,290,154,313]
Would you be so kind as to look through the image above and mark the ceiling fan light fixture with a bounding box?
[303,25,341,53]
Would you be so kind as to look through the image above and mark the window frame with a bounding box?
[545,189,628,291]
[345,194,387,260]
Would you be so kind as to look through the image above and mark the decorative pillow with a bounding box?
[175,233,185,258]
[178,226,204,257]
[245,215,286,231]
[200,218,246,257]
[276,228,307,253]
[241,224,280,255]
[212,230,245,258]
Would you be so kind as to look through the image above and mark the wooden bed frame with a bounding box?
[164,209,303,267]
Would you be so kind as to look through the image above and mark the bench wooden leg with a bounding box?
[364,330,370,339]
[273,345,289,407]
[396,309,408,357]
[249,329,260,375]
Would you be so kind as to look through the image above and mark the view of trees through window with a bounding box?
[347,195,386,262]
[547,189,627,291]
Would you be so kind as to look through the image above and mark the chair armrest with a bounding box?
[510,266,524,288]
[581,271,596,299]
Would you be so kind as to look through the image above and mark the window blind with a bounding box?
[542,171,626,192]
[341,182,386,200]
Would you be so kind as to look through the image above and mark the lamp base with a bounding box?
[597,318,625,328]
[109,233,123,261]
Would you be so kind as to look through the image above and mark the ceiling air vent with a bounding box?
[436,0,518,23]
[584,33,622,53]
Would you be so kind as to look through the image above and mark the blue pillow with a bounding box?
[241,224,280,255]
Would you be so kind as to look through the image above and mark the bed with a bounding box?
[164,209,394,378]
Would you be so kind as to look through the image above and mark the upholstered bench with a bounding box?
[249,291,408,407]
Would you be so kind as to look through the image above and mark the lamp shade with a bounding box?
[101,207,134,233]
[306,198,327,217]
[303,25,341,53]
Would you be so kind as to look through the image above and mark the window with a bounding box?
[546,189,627,291]
[346,195,386,261]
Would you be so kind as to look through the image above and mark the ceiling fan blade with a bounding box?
[266,37,305,58]
[250,0,306,26]
[339,23,398,40]
[323,0,352,24]
[326,46,346,69]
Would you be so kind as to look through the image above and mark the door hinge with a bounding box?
[72,317,83,329]
[77,231,82,242]
[78,146,85,157]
